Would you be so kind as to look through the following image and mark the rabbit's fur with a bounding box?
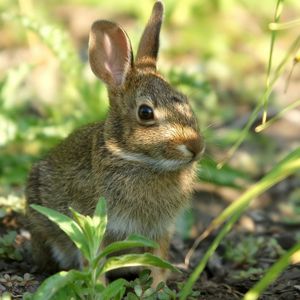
[26,1,203,283]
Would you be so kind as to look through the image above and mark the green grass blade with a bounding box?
[220,37,300,168]
[256,99,300,132]
[198,157,251,189]
[263,0,284,124]
[243,242,300,300]
[218,101,263,168]
[98,253,179,277]
[203,148,300,240]
[180,213,240,300]
[271,36,300,85]
[30,204,89,259]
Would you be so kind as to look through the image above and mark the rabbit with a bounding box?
[26,0,204,285]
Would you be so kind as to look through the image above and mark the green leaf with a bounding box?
[198,157,251,189]
[156,281,165,291]
[100,278,127,300]
[126,292,139,300]
[143,287,156,297]
[69,197,108,261]
[94,282,105,293]
[158,292,171,300]
[31,270,88,300]
[94,234,158,267]
[139,269,152,283]
[30,204,89,259]
[93,197,107,245]
[69,207,95,261]
[50,287,77,300]
[98,253,179,277]
[134,284,143,297]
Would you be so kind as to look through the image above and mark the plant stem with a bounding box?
[269,18,300,30]
[262,0,284,125]
[219,35,300,168]
[255,98,300,132]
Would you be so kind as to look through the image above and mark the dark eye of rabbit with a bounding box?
[138,105,154,121]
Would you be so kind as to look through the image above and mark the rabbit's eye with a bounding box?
[138,105,154,121]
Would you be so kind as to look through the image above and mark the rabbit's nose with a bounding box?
[185,136,203,160]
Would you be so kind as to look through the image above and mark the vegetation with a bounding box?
[26,198,181,299]
[1,0,300,299]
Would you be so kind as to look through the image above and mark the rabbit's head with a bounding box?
[89,1,203,171]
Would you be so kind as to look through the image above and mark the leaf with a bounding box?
[100,278,127,300]
[198,157,251,189]
[158,292,171,300]
[2,231,17,245]
[134,284,143,297]
[143,287,156,297]
[98,253,179,277]
[69,197,108,261]
[93,197,107,245]
[30,204,89,259]
[139,269,152,283]
[126,292,139,300]
[69,207,95,261]
[31,270,87,300]
[94,234,158,266]
[156,281,165,291]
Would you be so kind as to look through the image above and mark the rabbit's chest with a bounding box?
[100,167,195,239]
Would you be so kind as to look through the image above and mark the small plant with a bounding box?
[223,236,286,280]
[125,269,200,300]
[26,197,178,300]
[224,236,264,266]
[0,230,22,261]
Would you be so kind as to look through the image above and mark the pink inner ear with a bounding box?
[103,33,127,85]
[89,21,132,87]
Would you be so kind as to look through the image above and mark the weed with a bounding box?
[26,197,178,299]
[0,231,22,261]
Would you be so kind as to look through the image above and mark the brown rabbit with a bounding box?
[26,0,203,284]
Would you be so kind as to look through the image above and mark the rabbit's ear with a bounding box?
[136,1,164,69]
[89,20,133,87]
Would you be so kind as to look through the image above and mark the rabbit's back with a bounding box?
[26,122,104,215]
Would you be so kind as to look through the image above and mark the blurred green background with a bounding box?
[1,0,300,211]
